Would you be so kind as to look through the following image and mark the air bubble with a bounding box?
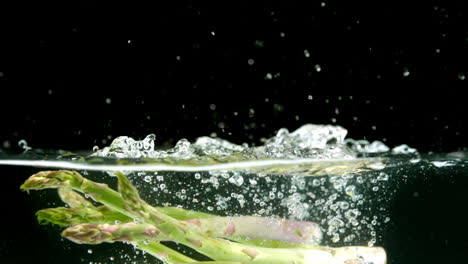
[143,176,153,183]
[228,174,244,186]
[339,201,350,210]
[345,185,356,197]
[249,179,257,185]
[345,209,360,220]
[312,179,321,186]
[377,172,389,181]
[268,192,276,200]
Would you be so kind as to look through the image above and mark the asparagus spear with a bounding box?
[22,170,387,264]
[184,216,322,245]
[63,222,165,244]
[36,206,131,227]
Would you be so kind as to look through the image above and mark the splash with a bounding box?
[92,124,410,161]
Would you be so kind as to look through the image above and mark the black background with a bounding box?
[0,0,467,153]
[0,1,467,264]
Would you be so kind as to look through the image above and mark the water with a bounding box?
[0,124,467,264]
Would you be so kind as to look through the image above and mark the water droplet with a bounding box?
[18,139,32,152]
[372,186,379,192]
[87,249,93,254]
[308,95,313,100]
[247,58,255,65]
[314,64,322,72]
[194,173,201,179]
[254,40,265,47]
[402,68,410,77]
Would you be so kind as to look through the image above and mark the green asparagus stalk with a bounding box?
[38,205,323,245]
[36,206,131,227]
[64,222,198,263]
[62,222,386,264]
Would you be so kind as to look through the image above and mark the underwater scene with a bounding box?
[1,124,467,264]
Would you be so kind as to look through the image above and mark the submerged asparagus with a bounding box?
[21,170,387,264]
